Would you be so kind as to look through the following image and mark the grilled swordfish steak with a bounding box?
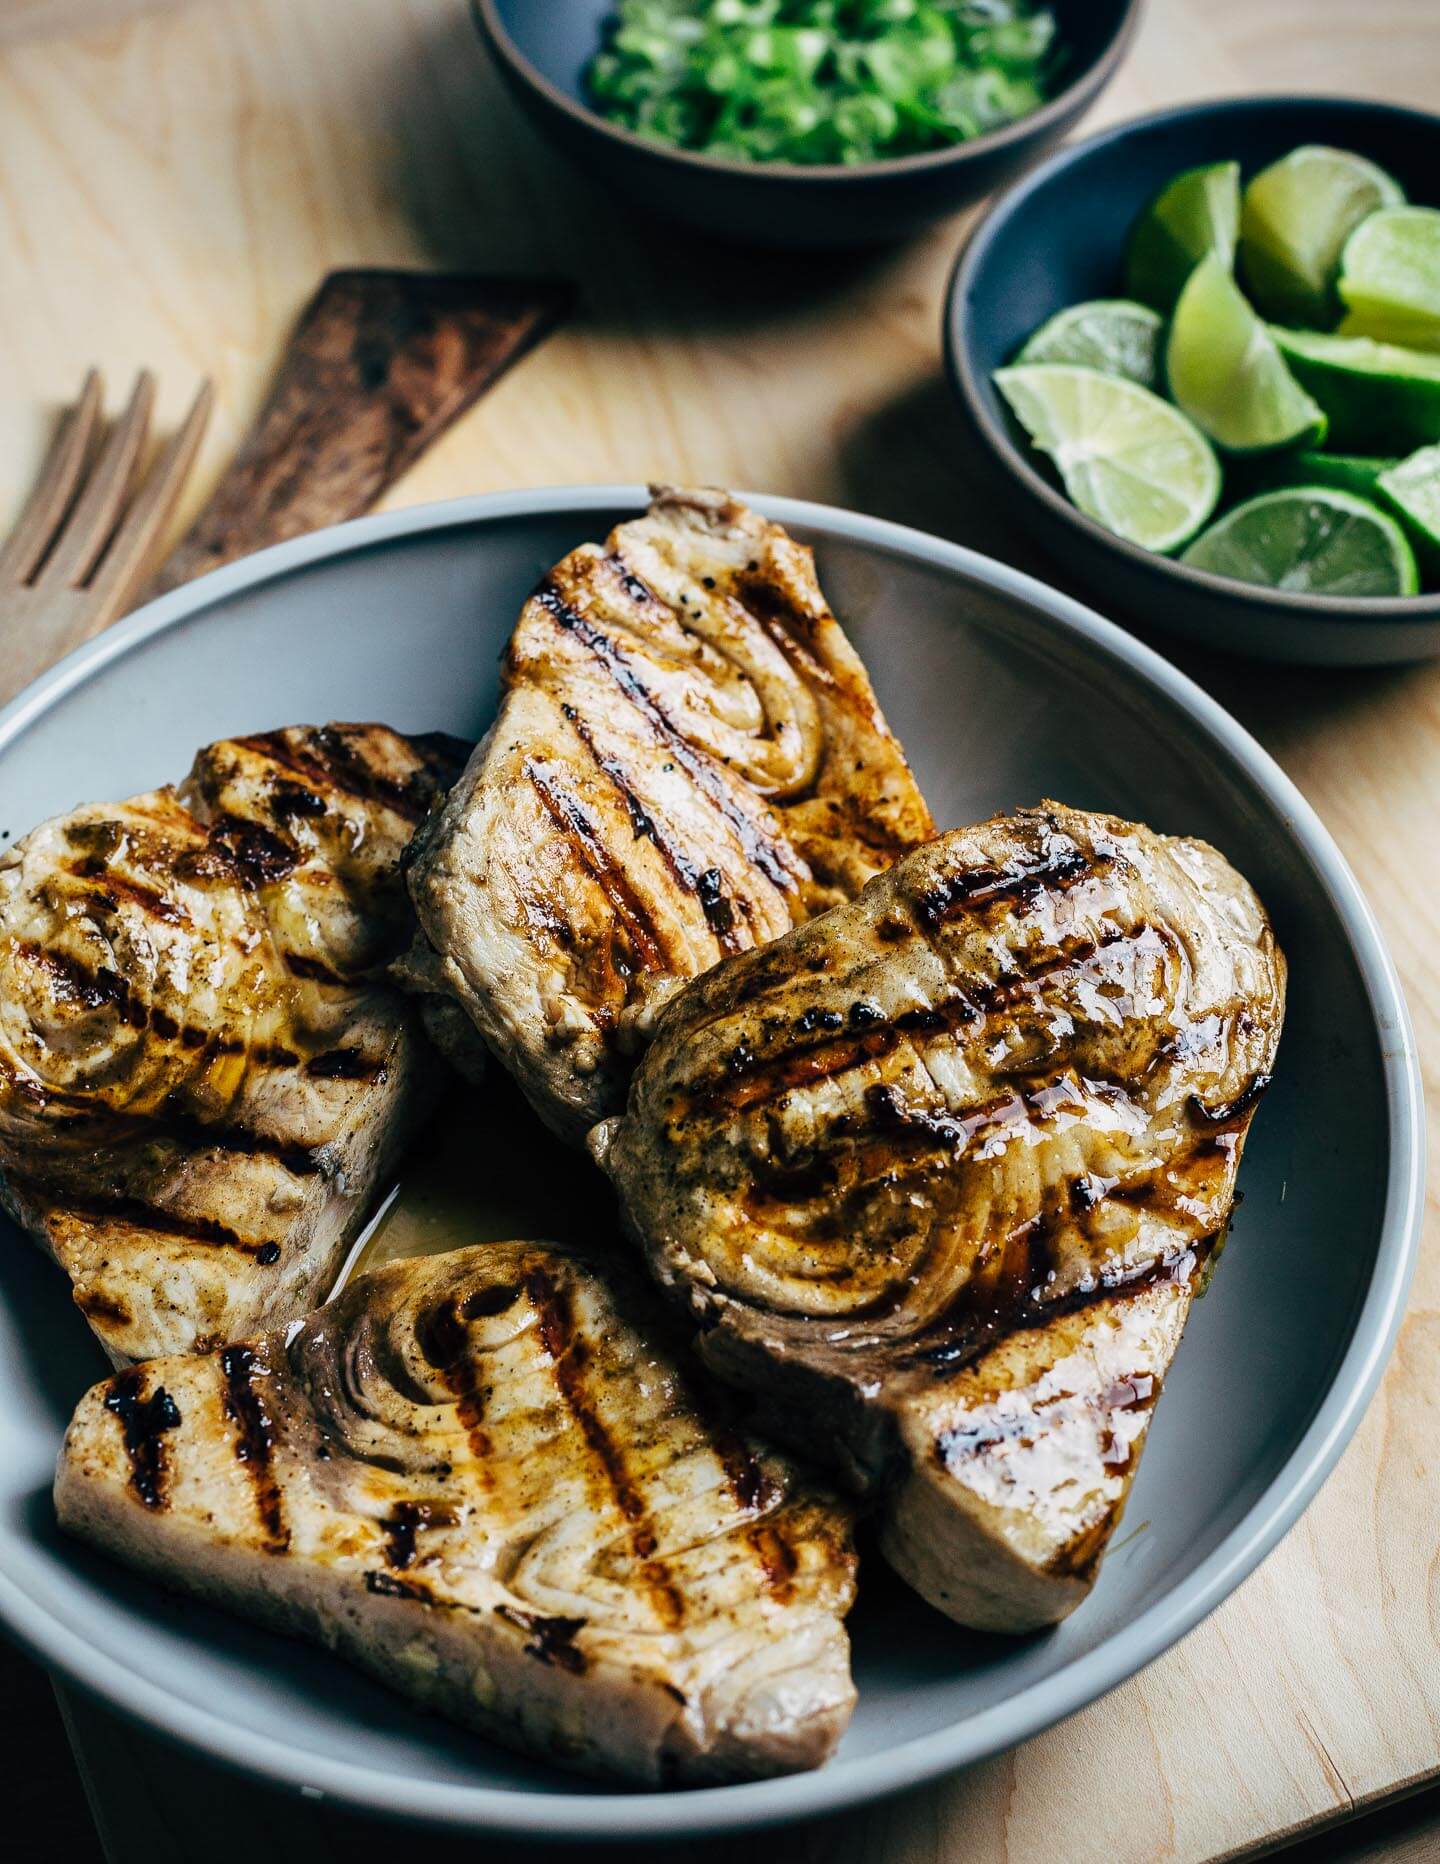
[0,724,466,1365]
[594,804,1286,1632]
[56,1242,858,1786]
[402,486,934,1144]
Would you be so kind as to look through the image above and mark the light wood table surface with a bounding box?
[1,2,1438,1860]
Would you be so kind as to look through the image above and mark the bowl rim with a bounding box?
[471,0,1144,184]
[0,484,1424,1839]
[944,91,1440,624]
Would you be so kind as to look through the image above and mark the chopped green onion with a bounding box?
[584,0,1060,166]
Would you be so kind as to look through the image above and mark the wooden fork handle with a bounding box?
[150,269,573,596]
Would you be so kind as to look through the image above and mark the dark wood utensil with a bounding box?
[151,267,572,595]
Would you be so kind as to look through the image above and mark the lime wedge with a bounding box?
[1244,450,1395,501]
[1181,487,1418,596]
[1166,253,1327,454]
[1339,206,1440,351]
[1018,300,1164,389]
[993,363,1220,554]
[1124,161,1240,314]
[1377,445,1440,578]
[1268,327,1440,452]
[1239,145,1404,327]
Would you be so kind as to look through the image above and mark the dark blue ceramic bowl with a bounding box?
[473,0,1141,248]
[946,95,1440,665]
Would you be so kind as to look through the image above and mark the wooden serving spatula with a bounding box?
[150,267,572,595]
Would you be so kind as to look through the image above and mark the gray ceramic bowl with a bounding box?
[0,489,1422,1838]
[473,0,1141,247]
[946,95,1440,665]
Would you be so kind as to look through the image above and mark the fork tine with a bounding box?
[86,378,214,626]
[0,370,103,586]
[36,370,156,590]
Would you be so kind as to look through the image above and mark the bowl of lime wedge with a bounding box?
[945,95,1440,664]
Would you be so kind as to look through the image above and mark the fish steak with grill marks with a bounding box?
[401,486,935,1144]
[0,724,466,1364]
[593,804,1286,1632]
[55,1241,858,1785]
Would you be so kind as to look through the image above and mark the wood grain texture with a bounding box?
[152,268,570,592]
[0,2,1436,1861]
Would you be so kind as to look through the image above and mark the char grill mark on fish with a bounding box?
[14,943,145,1023]
[561,703,746,955]
[9,939,373,1066]
[65,859,190,926]
[303,1047,387,1083]
[914,834,1102,927]
[55,1243,859,1787]
[61,1103,324,1177]
[524,762,671,975]
[103,1369,181,1512]
[522,1260,687,1631]
[383,1499,457,1571]
[685,921,1167,1120]
[534,580,804,895]
[5,1179,281,1259]
[0,722,460,1363]
[197,815,304,887]
[402,487,935,1143]
[365,1569,432,1604]
[597,802,1286,1633]
[495,1603,590,1674]
[221,1343,289,1551]
[234,726,468,826]
[281,952,353,988]
[417,1281,522,1482]
[747,1523,799,1602]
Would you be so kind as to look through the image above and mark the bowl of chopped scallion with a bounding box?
[472,0,1142,246]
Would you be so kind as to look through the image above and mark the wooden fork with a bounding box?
[0,369,212,708]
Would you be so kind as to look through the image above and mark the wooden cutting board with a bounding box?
[1,3,1437,1861]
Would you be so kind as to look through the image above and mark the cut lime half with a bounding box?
[1377,445,1440,578]
[1124,161,1240,314]
[1167,253,1327,454]
[1181,487,1418,597]
[1269,326,1440,453]
[1339,206,1440,352]
[1018,300,1164,390]
[1239,145,1404,327]
[993,364,1220,554]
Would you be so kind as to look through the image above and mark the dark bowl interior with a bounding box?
[477,0,1141,247]
[946,96,1440,663]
